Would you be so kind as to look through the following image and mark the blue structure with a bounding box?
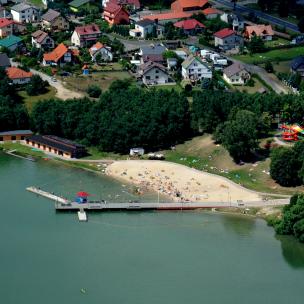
[75,191,89,204]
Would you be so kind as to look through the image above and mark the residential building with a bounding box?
[25,135,87,158]
[290,56,304,77]
[182,55,212,80]
[214,28,243,51]
[32,30,54,49]
[43,43,72,66]
[220,12,244,32]
[103,3,130,25]
[41,9,69,31]
[0,6,11,19]
[244,24,274,41]
[145,11,192,24]
[202,7,221,19]
[137,61,172,85]
[167,57,178,70]
[0,35,22,51]
[223,62,250,85]
[89,42,113,62]
[0,130,33,142]
[171,0,209,12]
[11,3,39,23]
[0,18,25,38]
[139,44,167,64]
[71,24,101,47]
[103,0,140,11]
[173,19,205,35]
[69,0,90,12]
[6,66,32,84]
[129,19,155,38]
[0,52,10,68]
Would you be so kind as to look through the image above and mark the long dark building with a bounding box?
[26,135,86,159]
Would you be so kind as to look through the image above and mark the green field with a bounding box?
[233,46,304,64]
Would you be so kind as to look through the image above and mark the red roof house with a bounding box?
[6,67,32,85]
[202,7,221,19]
[174,19,205,34]
[0,18,25,38]
[214,28,244,51]
[71,24,102,47]
[103,3,130,25]
[43,43,73,66]
[105,0,140,10]
[171,0,209,12]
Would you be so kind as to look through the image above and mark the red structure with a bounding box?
[103,3,130,25]
[171,0,209,12]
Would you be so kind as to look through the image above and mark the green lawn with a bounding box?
[82,147,128,160]
[29,0,44,7]
[233,46,304,64]
[234,76,265,94]
[1,142,44,158]
[18,87,57,111]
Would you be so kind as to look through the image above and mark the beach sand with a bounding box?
[105,160,262,203]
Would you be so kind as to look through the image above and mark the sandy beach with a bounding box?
[105,160,262,203]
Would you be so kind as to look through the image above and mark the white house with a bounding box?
[182,55,212,81]
[129,19,155,38]
[11,3,39,23]
[89,42,113,62]
[138,61,172,85]
[71,24,101,47]
[223,62,250,85]
[31,30,54,49]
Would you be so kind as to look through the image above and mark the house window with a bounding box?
[146,76,150,80]
[0,137,3,141]
[11,136,16,140]
[198,69,201,72]
[155,70,159,73]
[156,76,159,79]
[21,136,25,140]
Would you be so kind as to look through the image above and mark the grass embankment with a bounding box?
[233,46,304,64]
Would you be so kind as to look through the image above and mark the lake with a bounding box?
[1,153,304,304]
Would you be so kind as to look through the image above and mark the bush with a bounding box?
[26,75,48,96]
[246,78,255,87]
[265,61,274,73]
[87,85,102,98]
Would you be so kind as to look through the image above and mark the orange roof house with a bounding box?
[6,67,32,84]
[171,0,209,12]
[174,19,205,34]
[202,7,221,19]
[244,24,274,41]
[103,3,130,25]
[145,11,192,23]
[43,43,73,66]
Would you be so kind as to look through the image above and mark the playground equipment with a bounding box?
[280,124,304,141]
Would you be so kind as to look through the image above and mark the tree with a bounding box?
[265,61,274,73]
[26,75,48,96]
[298,17,304,33]
[247,36,266,54]
[87,85,102,98]
[278,0,289,17]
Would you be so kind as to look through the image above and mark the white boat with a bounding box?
[77,210,87,222]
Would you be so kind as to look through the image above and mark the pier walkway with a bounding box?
[26,186,289,211]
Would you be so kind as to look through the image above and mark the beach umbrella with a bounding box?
[77,191,90,197]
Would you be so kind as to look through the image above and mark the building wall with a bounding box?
[182,60,212,80]
[215,35,243,50]
[91,48,113,62]
[142,67,169,85]
[0,134,31,141]
[11,77,32,85]
[11,8,38,23]
[0,24,13,38]
[71,31,80,46]
[25,140,72,158]
[223,70,250,85]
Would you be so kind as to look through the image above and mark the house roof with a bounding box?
[104,2,122,14]
[43,43,68,62]
[0,35,22,48]
[41,9,60,22]
[136,19,154,27]
[0,18,14,28]
[69,0,90,8]
[6,67,32,79]
[172,0,209,9]
[245,24,274,38]
[223,62,247,77]
[174,19,205,30]
[291,56,304,71]
[145,11,192,21]
[202,7,220,15]
[141,44,166,55]
[0,130,33,136]
[109,0,141,9]
[182,55,207,68]
[74,24,101,36]
[140,60,168,75]
[0,53,10,67]
[32,30,49,44]
[11,3,36,12]
[89,42,109,55]
[143,54,164,63]
[214,28,236,38]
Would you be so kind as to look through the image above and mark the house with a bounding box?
[6,66,32,84]
[0,35,22,51]
[138,61,172,85]
[167,57,178,70]
[173,19,205,35]
[71,24,101,47]
[214,28,243,51]
[103,0,140,11]
[10,3,39,23]
[0,130,33,142]
[244,24,274,41]
[182,55,212,80]
[145,11,192,24]
[32,30,54,49]
[171,0,209,12]
[220,12,244,32]
[202,7,221,19]
[69,0,91,12]
[103,3,130,25]
[0,18,25,38]
[139,44,167,64]
[25,135,87,158]
[41,9,69,31]
[174,50,187,60]
[129,147,144,156]
[89,42,113,62]
[290,56,304,77]
[129,19,155,38]
[0,52,10,68]
[223,62,250,85]
[43,43,72,66]
[0,6,11,19]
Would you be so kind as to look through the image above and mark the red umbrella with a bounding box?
[77,191,90,197]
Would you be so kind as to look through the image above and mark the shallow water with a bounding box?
[1,153,304,304]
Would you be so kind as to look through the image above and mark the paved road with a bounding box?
[211,0,300,33]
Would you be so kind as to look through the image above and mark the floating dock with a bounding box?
[78,210,87,222]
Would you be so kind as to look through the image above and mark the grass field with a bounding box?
[160,135,303,195]
[234,76,265,94]
[233,46,304,64]
[18,87,57,111]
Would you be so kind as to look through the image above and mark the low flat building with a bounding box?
[0,130,33,142]
[26,135,87,158]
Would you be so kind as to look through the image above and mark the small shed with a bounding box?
[82,64,89,75]
[130,147,144,156]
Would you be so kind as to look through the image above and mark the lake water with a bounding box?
[1,153,304,304]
